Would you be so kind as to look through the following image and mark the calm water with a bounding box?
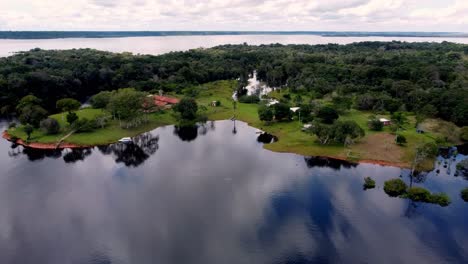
[0,119,467,264]
[2,35,468,57]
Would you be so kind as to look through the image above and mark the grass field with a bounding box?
[6,80,460,170]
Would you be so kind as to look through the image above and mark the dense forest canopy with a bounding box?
[0,41,467,125]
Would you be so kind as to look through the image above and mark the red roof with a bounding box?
[154,95,180,105]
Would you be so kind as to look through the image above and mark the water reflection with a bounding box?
[304,156,357,170]
[256,133,278,144]
[98,132,159,167]
[63,148,92,163]
[0,120,468,264]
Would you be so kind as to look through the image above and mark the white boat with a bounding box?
[118,137,132,143]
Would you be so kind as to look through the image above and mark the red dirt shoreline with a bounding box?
[2,130,90,149]
[2,130,409,168]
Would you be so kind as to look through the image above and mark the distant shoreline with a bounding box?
[1,31,468,39]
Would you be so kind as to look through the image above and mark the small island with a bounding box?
[1,42,467,171]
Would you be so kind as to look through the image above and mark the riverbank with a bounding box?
[4,80,461,170]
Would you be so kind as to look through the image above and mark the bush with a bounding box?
[90,91,113,109]
[368,118,383,131]
[384,179,407,197]
[395,134,407,145]
[40,118,60,134]
[273,103,293,121]
[238,95,260,104]
[429,193,451,207]
[8,122,17,129]
[461,188,468,202]
[258,105,273,122]
[363,177,376,189]
[407,187,431,202]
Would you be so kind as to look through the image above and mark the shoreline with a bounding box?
[2,129,415,170]
[2,130,92,149]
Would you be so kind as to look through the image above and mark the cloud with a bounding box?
[0,0,466,31]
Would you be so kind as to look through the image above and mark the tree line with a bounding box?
[0,41,467,125]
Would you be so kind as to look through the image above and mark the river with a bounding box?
[0,119,467,264]
[1,35,468,57]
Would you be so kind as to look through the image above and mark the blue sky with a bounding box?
[0,0,466,31]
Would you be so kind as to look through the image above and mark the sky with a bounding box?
[0,0,467,32]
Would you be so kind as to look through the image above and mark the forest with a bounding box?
[0,41,467,126]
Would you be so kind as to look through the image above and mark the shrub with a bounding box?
[40,118,60,135]
[368,118,383,131]
[273,103,293,121]
[429,193,451,207]
[395,134,407,145]
[407,187,431,202]
[461,188,468,202]
[90,91,113,109]
[258,105,273,122]
[384,178,407,197]
[363,177,376,189]
[8,122,17,129]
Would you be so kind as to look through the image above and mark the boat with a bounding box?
[118,137,132,143]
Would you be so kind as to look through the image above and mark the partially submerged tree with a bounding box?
[384,178,407,197]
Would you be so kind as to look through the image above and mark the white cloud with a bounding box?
[0,0,466,31]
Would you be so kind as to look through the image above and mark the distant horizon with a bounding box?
[1,31,468,40]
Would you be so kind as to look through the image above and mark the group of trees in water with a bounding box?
[0,41,466,126]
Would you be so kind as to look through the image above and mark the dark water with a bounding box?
[0,119,467,264]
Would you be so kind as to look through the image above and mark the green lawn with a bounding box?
[6,80,459,170]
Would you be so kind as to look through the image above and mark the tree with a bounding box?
[40,118,60,134]
[16,95,42,112]
[384,179,407,197]
[309,121,364,145]
[333,121,365,146]
[258,105,273,122]
[174,98,198,120]
[16,95,47,127]
[18,105,48,128]
[391,112,408,129]
[273,103,292,121]
[90,91,113,108]
[24,124,34,140]
[411,142,438,175]
[66,112,78,125]
[56,98,81,113]
[317,106,339,124]
[107,88,146,127]
[461,126,468,142]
